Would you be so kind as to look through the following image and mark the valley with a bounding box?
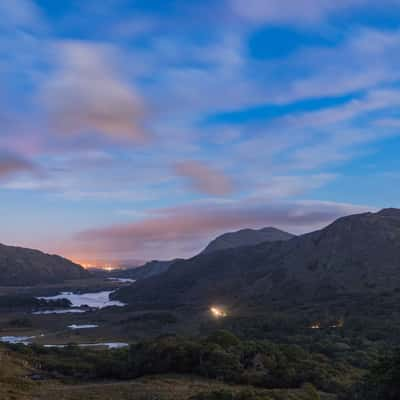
[4,2,400,398]
[0,278,132,348]
[1,210,400,399]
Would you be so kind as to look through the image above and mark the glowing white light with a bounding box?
[210,306,227,318]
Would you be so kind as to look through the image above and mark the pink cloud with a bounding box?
[0,153,36,179]
[174,160,234,196]
[230,0,389,25]
[74,199,373,260]
[40,41,147,142]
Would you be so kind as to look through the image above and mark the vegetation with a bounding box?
[1,324,400,399]
[120,311,178,325]
[346,350,400,399]
[8,317,33,328]
[0,343,336,400]
[0,294,71,310]
[6,330,360,395]
[4,211,400,398]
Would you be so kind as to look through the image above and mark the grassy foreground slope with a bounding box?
[0,350,333,400]
[32,376,335,400]
[1,333,397,400]
[0,339,338,400]
[0,345,35,400]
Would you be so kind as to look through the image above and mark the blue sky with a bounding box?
[1,0,400,265]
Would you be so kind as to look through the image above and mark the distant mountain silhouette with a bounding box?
[0,243,88,286]
[115,209,400,308]
[202,227,295,254]
[114,228,293,282]
[114,259,182,280]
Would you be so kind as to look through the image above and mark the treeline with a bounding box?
[344,349,400,400]
[0,294,71,310]
[7,331,400,398]
[11,331,356,395]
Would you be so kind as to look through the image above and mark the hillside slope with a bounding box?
[0,243,88,286]
[115,229,293,282]
[114,259,182,281]
[115,209,400,307]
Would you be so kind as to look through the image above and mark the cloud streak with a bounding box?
[0,0,397,263]
[75,198,372,260]
[0,0,43,30]
[40,41,147,142]
[0,153,36,180]
[230,0,396,25]
[174,160,234,196]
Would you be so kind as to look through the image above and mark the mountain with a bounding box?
[0,243,88,286]
[113,228,293,282]
[202,227,295,254]
[113,259,182,281]
[114,209,400,308]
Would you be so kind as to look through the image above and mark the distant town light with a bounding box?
[331,319,344,329]
[210,306,227,318]
[309,319,344,330]
[75,261,117,270]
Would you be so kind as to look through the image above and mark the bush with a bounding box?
[301,383,320,400]
[349,350,400,399]
[8,317,33,328]
[6,330,362,395]
[191,389,272,400]
[206,330,241,349]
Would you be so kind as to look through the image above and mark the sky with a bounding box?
[1,0,400,265]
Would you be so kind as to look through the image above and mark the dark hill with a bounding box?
[113,228,293,282]
[115,209,400,307]
[201,227,294,254]
[113,259,182,281]
[0,243,88,286]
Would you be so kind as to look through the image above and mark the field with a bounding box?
[0,349,334,400]
[1,343,335,400]
[32,376,337,400]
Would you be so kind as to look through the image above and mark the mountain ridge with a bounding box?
[114,259,182,280]
[114,209,400,308]
[114,228,293,281]
[201,227,295,254]
[0,243,88,286]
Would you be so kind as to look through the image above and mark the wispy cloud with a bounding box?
[0,153,37,180]
[74,198,372,260]
[174,160,234,196]
[0,0,44,30]
[40,41,148,142]
[252,174,336,199]
[0,0,397,261]
[230,0,396,25]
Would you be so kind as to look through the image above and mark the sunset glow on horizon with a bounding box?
[70,259,122,271]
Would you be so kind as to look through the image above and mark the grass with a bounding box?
[30,375,337,400]
[0,346,36,400]
[0,345,337,400]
